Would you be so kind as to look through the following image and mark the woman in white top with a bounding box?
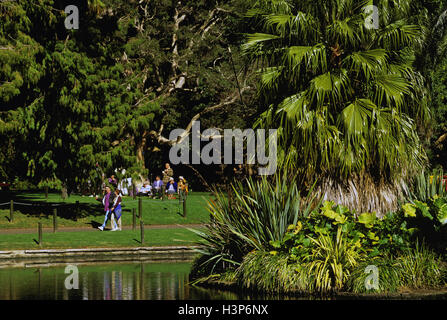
[166,177,177,199]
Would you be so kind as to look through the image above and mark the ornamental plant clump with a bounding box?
[401,195,447,253]
[265,200,447,293]
[269,201,414,260]
[191,176,447,295]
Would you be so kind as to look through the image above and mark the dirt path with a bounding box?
[0,223,205,234]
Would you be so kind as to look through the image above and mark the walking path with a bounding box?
[0,223,205,235]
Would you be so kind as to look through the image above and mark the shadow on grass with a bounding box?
[0,191,104,221]
[86,220,102,229]
[4,216,10,222]
[175,210,184,218]
[132,238,143,244]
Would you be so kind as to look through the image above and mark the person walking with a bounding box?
[96,186,118,231]
[111,188,123,231]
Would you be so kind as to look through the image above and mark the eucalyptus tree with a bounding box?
[244,0,430,215]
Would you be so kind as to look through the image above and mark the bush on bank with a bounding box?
[190,175,447,295]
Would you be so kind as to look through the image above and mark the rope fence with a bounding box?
[0,198,160,206]
[0,195,187,241]
[0,201,66,207]
[0,196,185,214]
[0,194,187,229]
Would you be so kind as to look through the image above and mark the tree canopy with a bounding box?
[2,0,447,213]
[243,0,431,214]
[0,0,256,191]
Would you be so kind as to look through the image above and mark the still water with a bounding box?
[0,261,289,300]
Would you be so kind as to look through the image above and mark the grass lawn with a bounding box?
[0,191,214,229]
[0,227,203,250]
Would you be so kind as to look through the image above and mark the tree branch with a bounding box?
[148,86,250,146]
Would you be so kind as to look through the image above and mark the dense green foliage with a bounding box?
[3,0,447,199]
[191,175,447,295]
[4,0,447,297]
[348,244,446,293]
[0,0,256,191]
[242,0,432,215]
[189,175,317,276]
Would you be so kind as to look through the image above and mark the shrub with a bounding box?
[191,175,447,295]
[347,243,447,293]
[234,251,309,294]
[272,201,413,259]
[304,226,362,293]
[37,178,62,190]
[401,196,447,254]
[409,169,447,203]
[235,228,363,295]
[10,178,37,191]
[189,175,318,277]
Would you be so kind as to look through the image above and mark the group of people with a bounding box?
[96,186,122,231]
[96,163,189,231]
[136,163,188,200]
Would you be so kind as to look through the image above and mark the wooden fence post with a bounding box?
[75,200,79,221]
[138,197,142,219]
[140,220,144,244]
[53,208,57,232]
[9,200,13,223]
[182,193,187,218]
[38,222,42,246]
[132,208,136,231]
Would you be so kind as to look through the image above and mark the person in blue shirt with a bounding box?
[166,177,177,199]
[152,176,163,199]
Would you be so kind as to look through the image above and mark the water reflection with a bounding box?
[0,262,192,300]
[0,262,324,300]
[0,261,269,300]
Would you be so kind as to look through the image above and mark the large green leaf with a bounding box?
[414,200,433,220]
[358,212,376,228]
[437,203,447,224]
[402,203,416,218]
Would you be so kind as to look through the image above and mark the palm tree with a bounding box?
[243,0,430,216]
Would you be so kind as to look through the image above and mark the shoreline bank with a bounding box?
[0,245,199,267]
[193,278,447,300]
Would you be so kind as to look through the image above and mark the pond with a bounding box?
[1,261,446,300]
[0,261,294,300]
